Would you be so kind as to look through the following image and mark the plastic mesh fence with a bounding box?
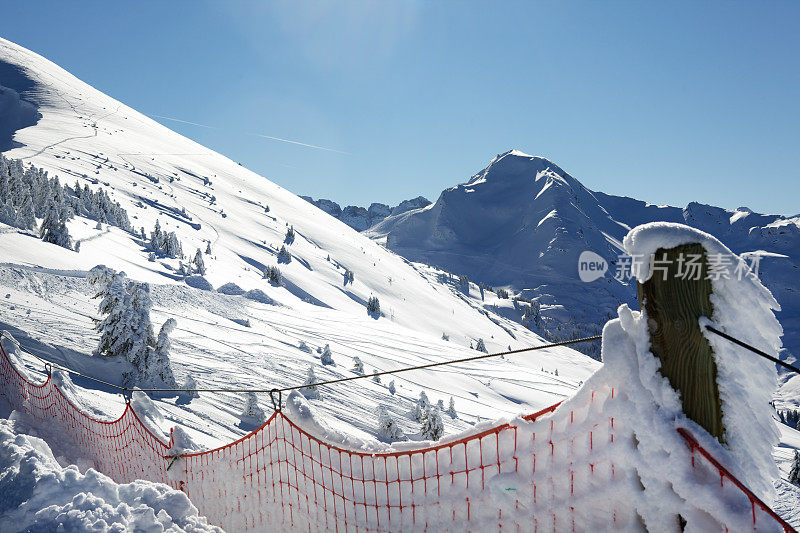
[0,342,793,532]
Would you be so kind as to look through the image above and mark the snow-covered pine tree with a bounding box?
[388,380,396,395]
[420,406,444,441]
[320,344,334,365]
[475,338,488,353]
[352,356,364,374]
[39,202,72,249]
[376,405,405,442]
[192,248,206,275]
[790,450,800,487]
[17,196,36,230]
[205,241,212,255]
[367,296,381,317]
[278,245,292,263]
[264,265,282,285]
[412,390,430,421]
[372,370,381,383]
[284,226,295,244]
[240,392,266,426]
[180,374,200,399]
[441,332,449,341]
[300,365,321,399]
[298,340,311,353]
[147,318,178,389]
[447,396,457,418]
[150,220,164,251]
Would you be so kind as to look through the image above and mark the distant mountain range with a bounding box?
[328,150,799,370]
[300,196,431,231]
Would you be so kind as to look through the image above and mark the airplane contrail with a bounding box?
[149,114,218,129]
[148,114,349,154]
[248,133,350,155]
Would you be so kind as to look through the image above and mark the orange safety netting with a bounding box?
[0,342,794,532]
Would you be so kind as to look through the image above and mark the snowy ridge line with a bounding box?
[0,329,602,397]
[0,331,794,531]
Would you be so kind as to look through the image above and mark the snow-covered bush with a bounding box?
[372,370,381,383]
[320,344,334,366]
[352,356,364,374]
[239,392,266,427]
[376,405,405,442]
[441,332,449,341]
[367,296,381,317]
[300,365,320,399]
[420,407,444,441]
[388,380,396,395]
[475,338,488,353]
[263,265,282,285]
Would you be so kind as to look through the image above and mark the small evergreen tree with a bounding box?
[447,396,457,418]
[300,365,320,399]
[264,265,282,285]
[278,245,292,263]
[475,338,488,353]
[205,241,212,254]
[148,318,178,388]
[240,392,266,426]
[376,405,405,442]
[789,450,800,487]
[181,374,200,399]
[388,380,396,395]
[320,344,335,365]
[352,356,364,374]
[192,248,206,275]
[441,332,449,341]
[40,202,72,249]
[372,370,381,383]
[367,296,381,317]
[284,226,295,244]
[420,407,444,441]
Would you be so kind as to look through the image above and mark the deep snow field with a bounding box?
[1,35,800,529]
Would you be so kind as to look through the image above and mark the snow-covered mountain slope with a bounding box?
[368,150,800,369]
[301,195,431,231]
[0,37,600,450]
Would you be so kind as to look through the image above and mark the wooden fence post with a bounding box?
[637,243,724,441]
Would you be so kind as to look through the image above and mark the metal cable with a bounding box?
[0,330,601,395]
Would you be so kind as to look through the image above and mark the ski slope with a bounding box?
[0,36,598,450]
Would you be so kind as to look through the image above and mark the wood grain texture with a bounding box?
[637,243,723,441]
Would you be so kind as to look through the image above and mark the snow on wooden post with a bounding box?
[636,242,724,441]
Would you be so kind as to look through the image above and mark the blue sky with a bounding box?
[2,1,798,214]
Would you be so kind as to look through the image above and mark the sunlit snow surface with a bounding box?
[1,36,799,528]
